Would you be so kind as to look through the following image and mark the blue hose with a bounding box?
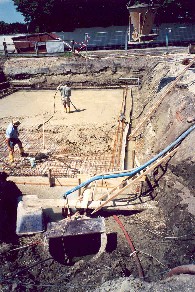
[64,124,195,197]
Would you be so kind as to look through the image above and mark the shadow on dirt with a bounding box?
[157,76,176,92]
[48,231,117,265]
[69,108,86,113]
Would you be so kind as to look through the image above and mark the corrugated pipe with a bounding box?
[64,124,195,197]
[166,264,195,278]
[113,215,144,279]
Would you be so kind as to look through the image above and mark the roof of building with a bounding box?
[12,32,60,41]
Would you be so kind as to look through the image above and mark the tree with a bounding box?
[0,21,8,34]
[12,0,129,31]
[12,0,195,33]
[13,0,55,32]
[0,21,26,34]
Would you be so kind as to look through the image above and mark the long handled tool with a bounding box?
[70,99,79,112]
[37,89,58,130]
[53,89,59,114]
[37,115,54,130]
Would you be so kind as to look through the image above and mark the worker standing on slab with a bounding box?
[57,82,72,113]
[5,120,26,163]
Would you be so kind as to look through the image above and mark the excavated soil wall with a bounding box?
[2,54,157,89]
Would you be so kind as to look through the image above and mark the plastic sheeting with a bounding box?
[46,41,64,53]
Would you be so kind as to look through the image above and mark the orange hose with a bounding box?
[166,265,195,278]
[113,215,144,279]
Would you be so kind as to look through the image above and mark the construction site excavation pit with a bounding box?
[0,88,126,178]
[0,52,195,291]
[0,87,132,224]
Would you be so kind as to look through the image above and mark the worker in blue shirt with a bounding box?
[5,121,25,163]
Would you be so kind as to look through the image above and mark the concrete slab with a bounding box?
[16,198,45,235]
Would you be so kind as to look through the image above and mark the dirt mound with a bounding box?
[94,274,195,291]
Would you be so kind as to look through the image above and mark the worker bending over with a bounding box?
[5,120,26,163]
[57,83,72,113]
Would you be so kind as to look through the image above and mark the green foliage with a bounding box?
[1,0,194,34]
[13,0,55,32]
[0,21,26,34]
[13,0,131,32]
[62,52,73,58]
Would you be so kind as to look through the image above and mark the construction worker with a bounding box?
[5,120,26,163]
[57,83,72,113]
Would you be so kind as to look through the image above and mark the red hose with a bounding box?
[166,264,195,278]
[113,215,144,279]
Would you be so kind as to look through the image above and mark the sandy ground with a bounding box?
[0,88,123,128]
[0,88,125,181]
[0,87,127,223]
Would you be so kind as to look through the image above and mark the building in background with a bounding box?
[12,32,63,54]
